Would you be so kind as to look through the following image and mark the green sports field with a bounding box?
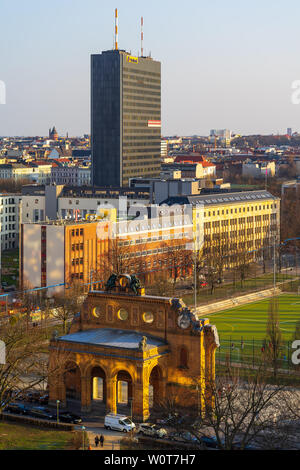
[208,294,300,342]
[209,294,300,368]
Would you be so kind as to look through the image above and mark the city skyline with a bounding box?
[1,0,300,137]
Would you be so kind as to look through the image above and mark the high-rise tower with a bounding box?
[91,49,161,187]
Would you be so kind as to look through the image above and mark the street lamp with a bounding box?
[81,425,86,450]
[56,400,60,424]
[196,384,200,416]
[129,397,133,437]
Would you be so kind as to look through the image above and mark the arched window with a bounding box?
[179,347,188,369]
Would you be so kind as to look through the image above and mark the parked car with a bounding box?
[232,440,258,450]
[28,406,54,420]
[138,423,167,438]
[199,282,208,288]
[159,413,190,427]
[26,391,42,403]
[57,412,82,424]
[38,394,49,405]
[169,431,200,444]
[4,403,29,415]
[104,413,135,433]
[199,435,218,448]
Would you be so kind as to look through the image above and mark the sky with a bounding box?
[1,0,300,137]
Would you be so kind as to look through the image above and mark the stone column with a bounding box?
[106,376,117,414]
[81,375,92,412]
[49,374,66,408]
[160,376,167,402]
[133,364,149,421]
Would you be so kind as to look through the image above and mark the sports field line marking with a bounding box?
[199,294,299,316]
[223,323,235,331]
[214,317,267,323]
[279,320,298,324]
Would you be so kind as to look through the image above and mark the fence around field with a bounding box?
[217,337,300,374]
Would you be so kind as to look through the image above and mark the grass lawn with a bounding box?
[0,421,74,450]
[209,293,300,342]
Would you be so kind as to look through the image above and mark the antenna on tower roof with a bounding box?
[115,8,118,50]
[141,16,144,57]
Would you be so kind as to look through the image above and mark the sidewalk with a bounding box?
[86,427,121,451]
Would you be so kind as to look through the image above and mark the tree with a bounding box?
[265,297,282,379]
[0,315,66,414]
[165,242,192,294]
[156,367,294,450]
[234,247,253,287]
[100,236,144,281]
[0,177,32,193]
[51,282,85,334]
[202,234,229,295]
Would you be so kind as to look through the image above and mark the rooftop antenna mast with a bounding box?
[115,8,118,50]
[141,16,144,57]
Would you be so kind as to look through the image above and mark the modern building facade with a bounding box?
[91,50,161,187]
[0,193,22,251]
[20,214,193,289]
[21,184,150,223]
[162,190,281,258]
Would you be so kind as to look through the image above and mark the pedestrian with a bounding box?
[94,435,99,448]
[100,434,104,448]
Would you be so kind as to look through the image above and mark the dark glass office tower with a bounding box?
[91,50,161,187]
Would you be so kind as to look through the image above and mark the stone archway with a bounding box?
[149,365,163,410]
[116,370,133,414]
[91,366,107,404]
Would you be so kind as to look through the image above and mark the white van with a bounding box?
[104,413,136,433]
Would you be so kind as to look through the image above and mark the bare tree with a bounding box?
[156,367,294,450]
[165,242,192,294]
[51,282,85,334]
[265,296,283,379]
[100,237,134,280]
[202,236,228,294]
[233,245,253,287]
[0,315,61,413]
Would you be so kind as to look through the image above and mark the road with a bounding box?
[82,420,122,450]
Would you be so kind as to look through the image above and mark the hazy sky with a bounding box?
[1,0,300,137]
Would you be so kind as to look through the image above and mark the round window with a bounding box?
[92,306,101,318]
[117,308,128,321]
[143,312,154,324]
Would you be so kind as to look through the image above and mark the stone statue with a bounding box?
[130,275,141,294]
[171,298,185,311]
[105,273,117,291]
[51,329,59,341]
[138,336,147,351]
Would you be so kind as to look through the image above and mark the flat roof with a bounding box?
[162,190,279,206]
[58,328,167,350]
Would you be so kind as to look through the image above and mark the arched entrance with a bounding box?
[64,361,81,404]
[116,370,133,414]
[149,365,162,410]
[91,366,107,404]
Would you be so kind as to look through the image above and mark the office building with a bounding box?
[162,190,280,258]
[20,215,193,289]
[91,49,161,187]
